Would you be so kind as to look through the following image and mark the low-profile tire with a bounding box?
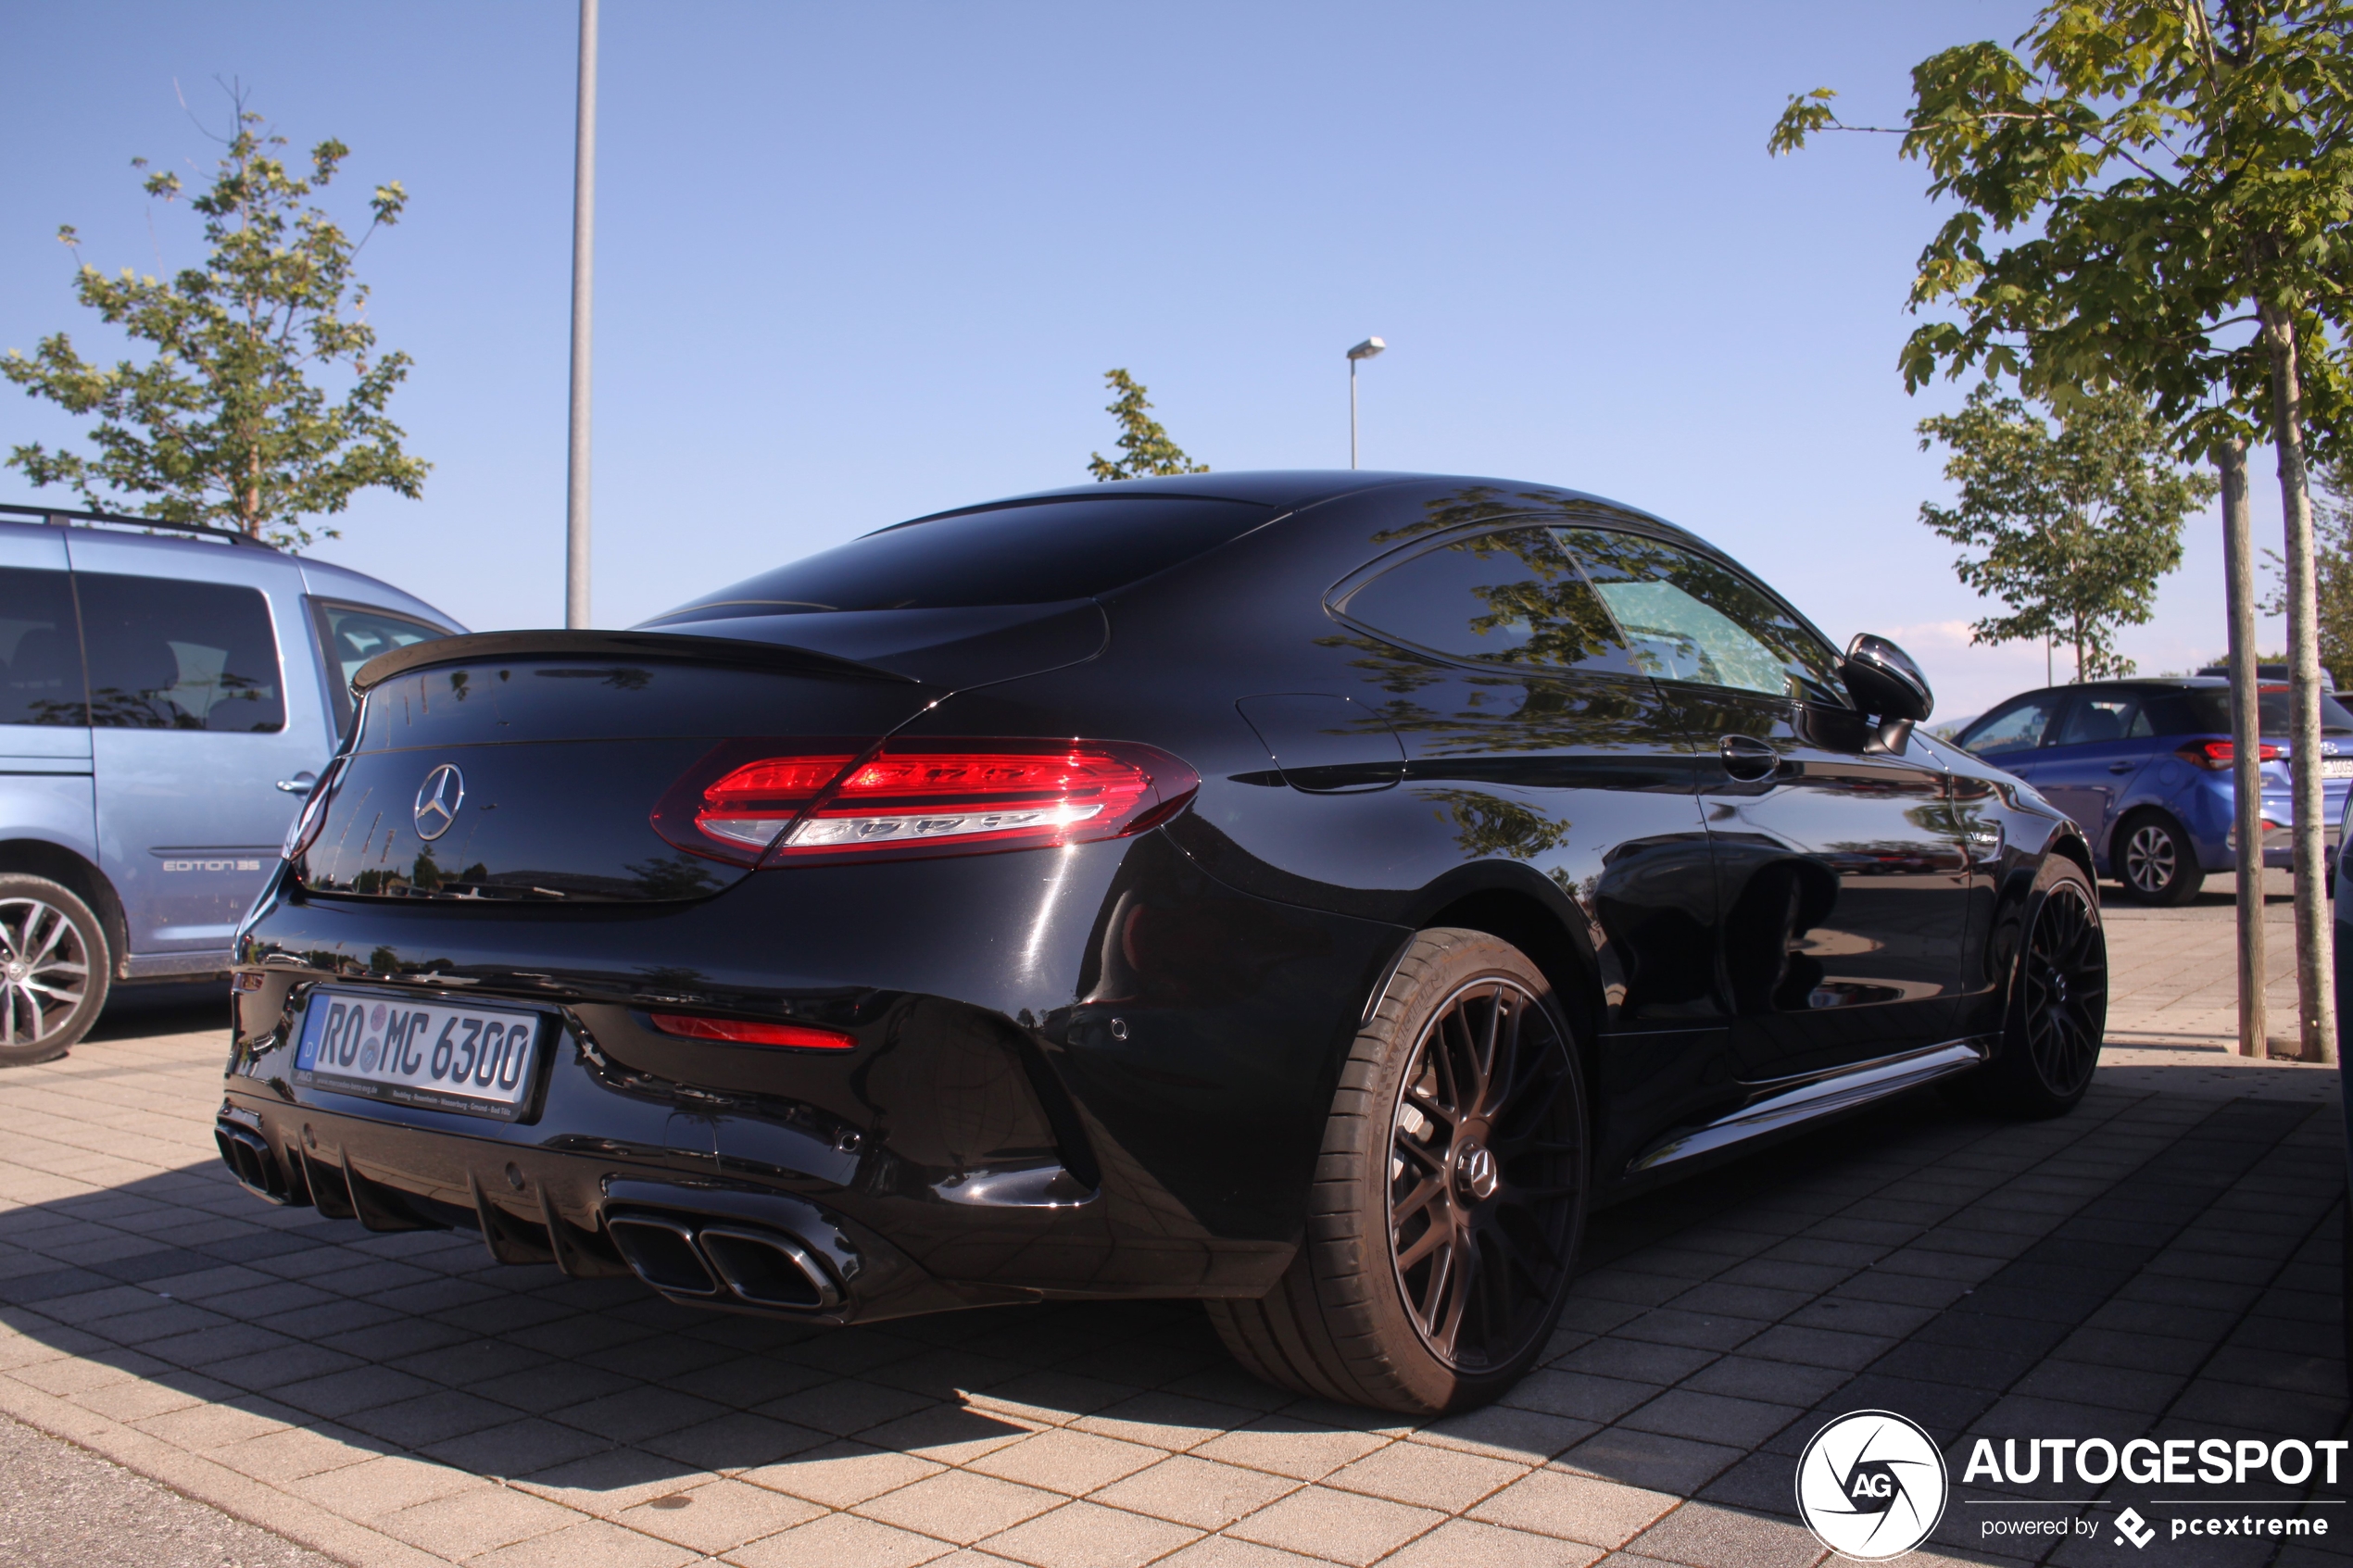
[2113,810,2201,907]
[1205,928,1589,1415]
[1958,859,2106,1120]
[0,874,107,1067]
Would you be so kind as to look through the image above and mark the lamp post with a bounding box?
[564,0,598,629]
[1347,337,1385,469]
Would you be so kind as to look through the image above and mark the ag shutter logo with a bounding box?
[1795,1410,1949,1561]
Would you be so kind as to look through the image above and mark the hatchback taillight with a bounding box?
[650,738,1197,865]
[2179,739,2283,771]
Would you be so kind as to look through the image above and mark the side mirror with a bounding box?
[1842,633,1933,754]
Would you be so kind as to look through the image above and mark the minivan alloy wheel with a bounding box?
[0,896,90,1047]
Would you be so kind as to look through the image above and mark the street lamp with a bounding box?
[1347,337,1385,469]
[564,0,599,629]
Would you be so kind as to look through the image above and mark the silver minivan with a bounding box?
[0,505,460,1063]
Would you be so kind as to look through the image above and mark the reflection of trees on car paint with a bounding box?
[1415,789,1572,862]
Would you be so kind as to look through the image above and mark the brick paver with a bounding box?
[0,886,2346,1565]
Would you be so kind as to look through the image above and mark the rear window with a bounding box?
[2164,686,2353,736]
[644,497,1277,622]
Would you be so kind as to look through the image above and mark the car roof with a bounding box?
[0,516,465,632]
[900,470,1688,531]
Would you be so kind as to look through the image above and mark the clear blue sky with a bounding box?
[0,2,2274,719]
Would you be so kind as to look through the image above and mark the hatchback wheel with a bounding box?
[2116,812,2200,906]
[0,875,108,1067]
[1206,928,1588,1414]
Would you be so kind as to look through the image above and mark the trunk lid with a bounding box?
[297,615,1101,904]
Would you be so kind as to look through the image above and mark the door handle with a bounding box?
[2107,760,2135,774]
[276,771,318,795]
[1718,734,1780,783]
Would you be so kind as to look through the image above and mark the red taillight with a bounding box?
[648,1012,855,1049]
[2178,739,2284,771]
[648,738,866,863]
[648,737,1198,866]
[696,754,857,850]
[780,740,1197,862]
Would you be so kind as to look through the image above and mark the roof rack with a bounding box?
[0,501,277,549]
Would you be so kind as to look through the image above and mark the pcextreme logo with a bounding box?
[1795,1411,1949,1561]
[1795,1414,2345,1558]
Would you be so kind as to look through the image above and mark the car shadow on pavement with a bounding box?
[0,1075,2344,1565]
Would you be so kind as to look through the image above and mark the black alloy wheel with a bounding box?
[1205,928,1588,1414]
[1387,978,1582,1374]
[1962,862,2108,1118]
[2117,812,2200,906]
[2018,877,2107,1098]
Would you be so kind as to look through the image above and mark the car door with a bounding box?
[0,528,95,872]
[2032,686,2155,847]
[1567,527,1972,1081]
[1322,521,1730,1143]
[69,537,331,960]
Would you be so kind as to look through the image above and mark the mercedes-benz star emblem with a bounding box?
[413,764,465,842]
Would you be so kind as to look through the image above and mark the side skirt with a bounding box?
[1624,1037,1992,1176]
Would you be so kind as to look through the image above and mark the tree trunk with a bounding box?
[2220,435,2268,1056]
[2260,302,2336,1062]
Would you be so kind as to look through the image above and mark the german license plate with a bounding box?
[293,988,544,1121]
[2325,757,2353,779]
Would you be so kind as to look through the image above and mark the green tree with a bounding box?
[1768,0,2353,1056]
[4,94,427,547]
[1088,368,1208,481]
[2263,458,2353,682]
[1918,385,2212,681]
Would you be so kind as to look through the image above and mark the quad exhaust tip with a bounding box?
[214,1122,293,1205]
[607,1210,842,1311]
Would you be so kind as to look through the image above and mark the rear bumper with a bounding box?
[219,830,1409,1316]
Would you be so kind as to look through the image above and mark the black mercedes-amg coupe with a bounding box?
[217,471,2107,1414]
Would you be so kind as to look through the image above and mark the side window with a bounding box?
[1339,528,1648,676]
[311,601,448,735]
[1563,529,1847,703]
[0,569,86,727]
[1957,695,2060,756]
[2054,693,2140,746]
[77,573,285,733]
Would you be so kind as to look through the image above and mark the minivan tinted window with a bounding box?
[644,497,1277,621]
[0,568,85,726]
[79,573,285,733]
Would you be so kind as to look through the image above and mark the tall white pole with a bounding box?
[1350,358,1359,470]
[564,0,598,629]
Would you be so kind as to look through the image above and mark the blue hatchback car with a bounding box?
[0,505,459,1064]
[1954,676,2353,905]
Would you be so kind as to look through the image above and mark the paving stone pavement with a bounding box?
[0,886,2347,1568]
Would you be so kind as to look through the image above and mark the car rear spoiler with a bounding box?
[351,629,921,693]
